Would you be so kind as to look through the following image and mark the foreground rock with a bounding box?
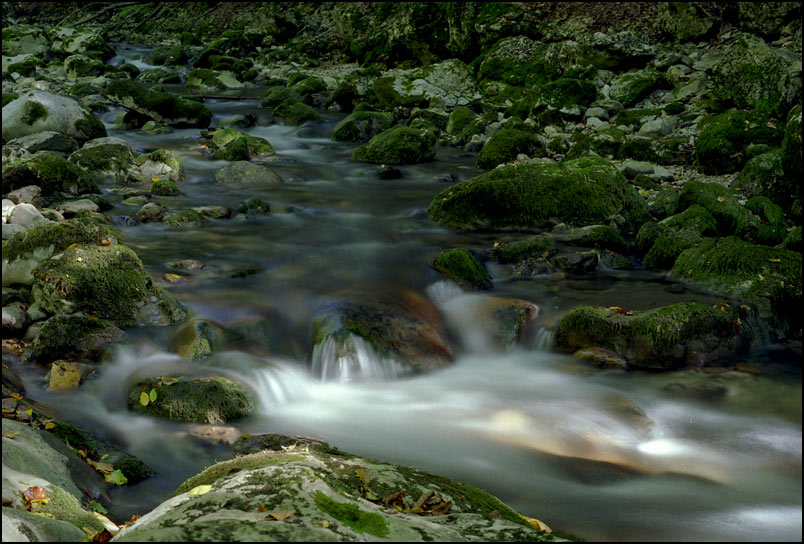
[2,90,107,143]
[554,302,749,369]
[113,436,553,542]
[428,156,647,231]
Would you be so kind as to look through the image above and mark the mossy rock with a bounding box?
[590,128,626,157]
[67,136,137,185]
[446,106,478,136]
[127,376,255,424]
[149,179,179,196]
[637,204,717,253]
[331,111,394,143]
[163,209,206,230]
[476,128,541,170]
[547,224,628,254]
[2,151,97,200]
[186,68,243,91]
[554,302,747,369]
[290,76,328,99]
[409,108,449,130]
[428,156,647,231]
[609,67,666,107]
[432,249,492,290]
[353,125,436,165]
[273,101,321,125]
[206,128,275,161]
[32,314,125,364]
[694,108,783,175]
[169,319,231,360]
[137,68,183,84]
[780,226,802,252]
[147,45,188,66]
[491,236,555,264]
[617,135,657,162]
[677,180,758,240]
[31,244,186,327]
[2,217,120,286]
[260,86,302,109]
[733,149,786,204]
[669,237,802,337]
[744,196,789,246]
[105,79,212,128]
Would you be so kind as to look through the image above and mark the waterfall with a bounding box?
[310,332,405,382]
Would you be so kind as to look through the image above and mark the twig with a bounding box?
[189,2,223,26]
[73,2,147,26]
[107,2,153,34]
[56,2,105,27]
[131,2,166,34]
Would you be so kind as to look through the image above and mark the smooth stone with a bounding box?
[620,160,654,178]
[9,202,48,228]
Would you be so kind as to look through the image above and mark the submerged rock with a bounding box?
[353,125,436,164]
[205,127,275,161]
[215,161,283,185]
[113,441,553,542]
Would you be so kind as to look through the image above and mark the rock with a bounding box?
[2,305,28,335]
[711,33,801,116]
[609,67,665,107]
[638,117,673,138]
[476,128,541,170]
[205,128,275,161]
[331,111,394,143]
[5,131,79,155]
[113,444,551,542]
[428,156,647,231]
[553,251,599,274]
[4,185,43,208]
[2,150,98,201]
[105,79,212,128]
[31,244,187,327]
[8,202,48,228]
[214,161,283,185]
[2,24,49,57]
[127,376,256,424]
[375,59,481,109]
[636,205,718,269]
[2,217,121,286]
[273,101,321,125]
[620,160,654,179]
[32,313,125,363]
[67,136,138,185]
[170,319,230,360]
[780,104,801,206]
[738,3,801,39]
[149,179,179,196]
[576,31,656,71]
[3,223,27,240]
[2,90,106,143]
[2,507,86,543]
[353,125,436,165]
[677,180,758,239]
[46,360,87,391]
[573,346,627,369]
[2,418,109,535]
[50,26,115,60]
[186,68,243,91]
[694,108,782,175]
[432,249,491,290]
[669,237,802,337]
[54,199,99,218]
[312,289,453,377]
[734,149,788,204]
[744,196,788,245]
[147,44,188,66]
[135,148,186,183]
[656,2,716,42]
[555,302,748,369]
[135,202,168,223]
[163,209,206,230]
[589,128,625,157]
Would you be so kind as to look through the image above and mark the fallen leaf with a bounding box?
[257,505,266,512]
[2,431,20,439]
[127,514,141,524]
[716,196,725,202]
[768,258,781,263]
[23,486,48,504]
[267,509,295,521]
[104,470,128,486]
[9,392,23,400]
[188,484,212,496]
[321,520,330,528]
[139,391,149,407]
[521,515,552,533]
[149,389,157,402]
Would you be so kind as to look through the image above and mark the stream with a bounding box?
[16,45,803,542]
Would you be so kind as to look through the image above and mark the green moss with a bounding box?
[617,136,657,162]
[432,248,492,289]
[32,314,125,363]
[290,76,328,98]
[150,179,179,196]
[410,108,449,130]
[428,156,647,231]
[314,491,389,537]
[446,106,477,136]
[695,109,783,175]
[260,86,302,108]
[2,217,120,263]
[637,205,718,254]
[20,101,48,125]
[106,79,212,128]
[670,237,802,335]
[273,101,321,125]
[477,128,540,169]
[2,152,98,198]
[780,104,801,206]
[332,111,394,142]
[128,376,255,424]
[3,92,19,107]
[69,141,133,174]
[780,226,802,252]
[163,209,206,230]
[40,485,107,534]
[353,125,436,164]
[173,450,297,496]
[539,77,598,109]
[208,128,274,161]
[677,180,758,239]
[492,236,554,263]
[610,67,665,107]
[590,128,626,157]
[744,196,788,245]
[373,76,427,109]
[555,302,741,369]
[615,108,663,126]
[663,102,685,115]
[148,45,187,66]
[6,56,40,77]
[74,114,107,141]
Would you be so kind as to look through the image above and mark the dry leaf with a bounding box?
[267,509,295,521]
[521,515,552,533]
[188,485,212,496]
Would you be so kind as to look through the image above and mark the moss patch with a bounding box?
[432,249,492,289]
[314,491,389,537]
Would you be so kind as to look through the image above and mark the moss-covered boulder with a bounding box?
[656,2,716,42]
[476,128,541,170]
[589,128,626,158]
[554,303,748,369]
[677,180,758,240]
[49,26,115,61]
[733,149,787,204]
[669,237,802,337]
[63,53,106,79]
[2,151,97,201]
[67,136,138,185]
[694,109,783,175]
[636,205,718,269]
[163,209,207,230]
[147,44,188,66]
[428,156,647,231]
[353,125,436,164]
[205,128,275,161]
[32,314,125,364]
[2,24,50,57]
[744,196,789,245]
[312,290,453,377]
[137,67,183,84]
[711,33,801,116]
[432,249,492,290]
[575,31,656,71]
[31,244,187,327]
[186,68,243,91]
[105,79,212,128]
[331,111,394,143]
[259,86,302,109]
[375,59,480,109]
[5,130,79,156]
[273,101,321,125]
[2,90,107,143]
[127,376,255,424]
[113,441,553,542]
[609,67,665,107]
[780,104,802,206]
[2,217,120,286]
[134,148,186,184]
[169,319,230,360]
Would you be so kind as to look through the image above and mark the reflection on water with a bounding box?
[22,50,801,542]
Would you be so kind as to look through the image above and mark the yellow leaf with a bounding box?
[758,274,765,281]
[151,176,160,182]
[44,422,57,430]
[149,389,157,402]
[322,520,330,528]
[188,485,212,496]
[720,306,727,314]
[716,196,725,202]
[521,515,552,533]
[139,391,149,406]
[768,258,781,263]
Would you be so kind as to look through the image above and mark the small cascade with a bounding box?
[250,363,311,406]
[310,333,405,382]
[531,327,555,351]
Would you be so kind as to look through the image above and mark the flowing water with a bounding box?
[15,46,802,541]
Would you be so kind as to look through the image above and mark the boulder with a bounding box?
[68,136,138,185]
[353,125,436,164]
[374,59,481,109]
[135,148,186,184]
[733,149,788,205]
[575,31,656,71]
[215,161,283,184]
[609,67,665,107]
[105,79,212,128]
[636,205,718,269]
[2,91,107,143]
[331,111,394,143]
[49,26,115,61]
[432,249,492,290]
[31,244,187,327]
[205,128,274,161]
[2,151,98,200]
[476,128,541,169]
[738,3,801,39]
[32,314,125,363]
[2,24,49,57]
[656,2,716,42]
[555,302,748,369]
[112,442,553,542]
[427,156,647,231]
[5,131,79,155]
[186,68,243,91]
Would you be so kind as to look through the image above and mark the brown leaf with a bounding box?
[91,529,113,542]
[412,490,434,513]
[23,486,47,503]
[267,509,295,521]
[430,500,452,515]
